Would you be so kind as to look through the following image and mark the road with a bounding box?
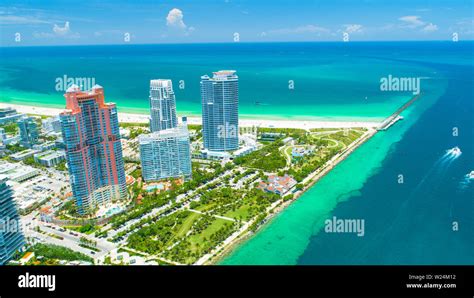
[23,213,117,261]
[106,169,235,240]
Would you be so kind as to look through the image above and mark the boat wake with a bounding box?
[445,146,462,158]
[458,171,474,191]
[410,147,461,194]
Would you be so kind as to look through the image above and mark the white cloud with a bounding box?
[166,8,194,35]
[166,8,186,29]
[422,23,438,32]
[343,24,363,33]
[0,15,50,25]
[53,21,70,35]
[399,15,425,28]
[33,21,79,39]
[398,15,438,33]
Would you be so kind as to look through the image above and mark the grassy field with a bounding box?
[127,209,240,264]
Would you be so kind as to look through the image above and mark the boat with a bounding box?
[453,146,460,154]
[469,171,474,179]
[450,146,462,156]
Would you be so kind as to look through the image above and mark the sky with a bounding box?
[0,0,473,46]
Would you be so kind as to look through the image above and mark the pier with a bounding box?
[377,93,422,131]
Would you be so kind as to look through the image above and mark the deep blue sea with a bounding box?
[297,59,474,264]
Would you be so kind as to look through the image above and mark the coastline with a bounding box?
[206,128,378,265]
[0,102,382,130]
[0,101,382,264]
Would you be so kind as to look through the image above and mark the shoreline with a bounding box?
[208,92,420,265]
[206,128,378,265]
[0,101,382,265]
[0,103,382,129]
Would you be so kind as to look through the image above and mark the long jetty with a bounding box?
[377,93,422,131]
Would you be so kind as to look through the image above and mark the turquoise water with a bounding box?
[222,42,474,265]
[105,206,124,217]
[146,184,165,192]
[0,42,443,121]
[221,82,443,264]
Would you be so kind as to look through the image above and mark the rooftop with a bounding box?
[139,124,189,142]
[34,150,66,160]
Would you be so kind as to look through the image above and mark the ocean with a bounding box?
[0,42,447,121]
[0,41,472,264]
[220,42,474,265]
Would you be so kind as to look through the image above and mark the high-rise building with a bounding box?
[139,118,192,182]
[0,179,24,265]
[18,116,39,148]
[149,79,178,132]
[60,84,127,214]
[200,70,239,152]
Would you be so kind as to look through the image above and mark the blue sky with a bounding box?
[0,0,473,46]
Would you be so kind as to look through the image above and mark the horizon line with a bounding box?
[1,39,473,48]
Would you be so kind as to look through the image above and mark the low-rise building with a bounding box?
[32,141,56,152]
[259,132,285,141]
[10,149,37,161]
[34,150,66,167]
[54,138,65,149]
[119,128,130,139]
[2,135,20,146]
[107,249,157,265]
[0,107,23,124]
[233,144,258,158]
[0,162,40,182]
[257,174,297,195]
[282,137,294,144]
[292,147,313,158]
[42,116,62,133]
[19,252,35,265]
[197,149,232,160]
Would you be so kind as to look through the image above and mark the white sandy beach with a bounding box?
[0,103,382,129]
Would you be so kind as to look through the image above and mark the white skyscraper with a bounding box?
[139,117,192,182]
[149,79,178,132]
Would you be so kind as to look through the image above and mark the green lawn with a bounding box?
[188,217,230,248]
[167,217,237,264]
[223,204,252,221]
[173,211,201,240]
